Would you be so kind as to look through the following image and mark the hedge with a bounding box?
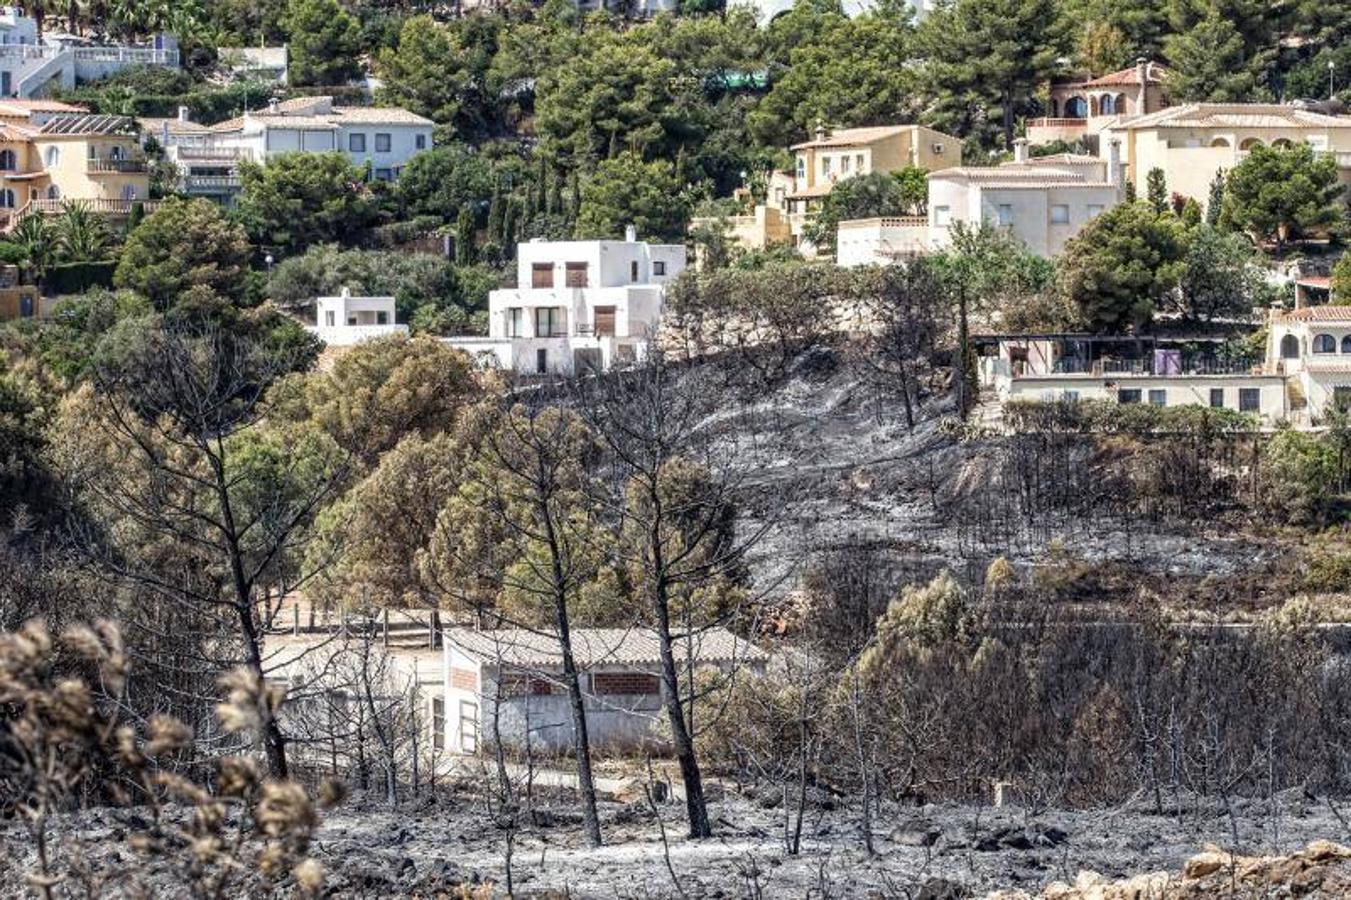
[44,261,117,296]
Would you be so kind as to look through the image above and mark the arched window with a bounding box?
[1114,93,1127,114]
[1313,333,1336,353]
[1100,95,1115,115]
[43,146,59,167]
[1272,138,1294,149]
[0,189,13,208]
[1239,138,1263,151]
[1280,334,1300,359]
[1065,96,1088,118]
[109,145,124,161]
[46,185,60,200]
[1341,335,1351,354]
[0,149,14,171]
[1210,137,1231,148]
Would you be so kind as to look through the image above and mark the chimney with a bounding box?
[1012,137,1029,164]
[1136,57,1149,113]
[1107,138,1122,191]
[624,223,637,243]
[814,120,827,143]
[177,105,191,123]
[267,98,279,114]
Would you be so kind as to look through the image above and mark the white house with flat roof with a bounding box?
[307,289,407,347]
[1268,305,1351,418]
[447,230,686,376]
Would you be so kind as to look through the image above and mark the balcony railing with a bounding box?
[1027,117,1088,127]
[0,45,178,65]
[87,158,147,174]
[184,174,243,193]
[175,146,249,161]
[1046,357,1260,377]
[26,198,159,217]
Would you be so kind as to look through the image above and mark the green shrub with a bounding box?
[43,261,117,296]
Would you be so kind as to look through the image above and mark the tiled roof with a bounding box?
[0,99,88,116]
[328,106,434,126]
[38,113,137,135]
[791,124,916,150]
[1119,103,1351,130]
[1303,360,1351,374]
[934,166,1090,182]
[445,627,766,669]
[1274,305,1351,322]
[137,116,211,135]
[1012,152,1102,166]
[1082,61,1167,88]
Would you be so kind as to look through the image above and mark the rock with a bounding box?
[1037,826,1069,847]
[1304,839,1351,862]
[890,819,941,847]
[1183,849,1230,879]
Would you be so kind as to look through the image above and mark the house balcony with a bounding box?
[184,174,243,195]
[87,157,148,175]
[174,146,250,162]
[1026,117,1089,144]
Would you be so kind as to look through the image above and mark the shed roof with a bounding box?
[446,627,765,669]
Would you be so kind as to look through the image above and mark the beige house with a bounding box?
[1104,103,1351,214]
[0,109,150,229]
[1028,59,1168,149]
[690,123,962,258]
[1267,306,1351,418]
[836,139,1123,264]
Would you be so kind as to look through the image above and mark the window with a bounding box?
[0,149,14,171]
[534,307,564,337]
[375,133,391,153]
[374,168,393,181]
[415,134,426,150]
[591,672,661,695]
[530,263,553,289]
[1209,388,1225,408]
[630,260,639,282]
[46,185,59,200]
[1063,390,1080,402]
[1087,204,1104,218]
[121,184,137,201]
[653,261,666,276]
[1341,335,1351,354]
[430,697,444,751]
[997,204,1013,226]
[536,348,548,374]
[855,153,864,170]
[325,310,335,327]
[1118,389,1142,404]
[1280,334,1300,359]
[564,262,588,288]
[1148,389,1167,407]
[43,146,59,167]
[821,157,831,177]
[1050,204,1070,224]
[841,155,851,173]
[795,156,805,180]
[348,132,366,153]
[593,306,616,337]
[507,307,523,337]
[0,189,12,208]
[1313,333,1337,353]
[1239,388,1260,413]
[376,311,388,325]
[933,205,951,227]
[932,143,945,155]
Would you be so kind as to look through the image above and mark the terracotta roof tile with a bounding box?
[1275,305,1351,322]
[1082,61,1167,88]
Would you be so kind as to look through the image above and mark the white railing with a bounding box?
[307,324,409,346]
[184,175,242,192]
[72,47,179,66]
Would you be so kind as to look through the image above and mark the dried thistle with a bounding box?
[145,714,193,757]
[316,778,347,810]
[217,756,260,797]
[293,858,324,896]
[255,781,316,839]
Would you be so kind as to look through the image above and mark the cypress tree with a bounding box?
[1147,167,1168,215]
[502,198,517,258]
[486,177,504,246]
[455,207,475,265]
[1206,171,1225,226]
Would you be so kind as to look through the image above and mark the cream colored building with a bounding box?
[1105,104,1351,214]
[0,108,150,228]
[1267,306,1351,419]
[836,139,1124,264]
[690,123,962,259]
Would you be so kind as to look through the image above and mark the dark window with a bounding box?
[536,348,547,374]
[1335,387,1351,412]
[653,261,666,276]
[348,132,366,152]
[415,134,426,150]
[1341,336,1351,354]
[534,307,563,337]
[1280,334,1300,359]
[431,697,444,750]
[531,263,553,289]
[564,262,588,288]
[594,306,616,337]
[375,133,391,153]
[1209,388,1224,408]
[1148,389,1166,407]
[1313,334,1336,353]
[376,311,388,325]
[1118,389,1142,404]
[630,260,638,282]
[374,168,393,181]
[1239,388,1260,412]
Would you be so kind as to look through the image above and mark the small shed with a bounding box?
[439,627,766,756]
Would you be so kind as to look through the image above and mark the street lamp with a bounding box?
[264,253,274,273]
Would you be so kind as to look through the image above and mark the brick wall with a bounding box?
[450,666,478,691]
[591,672,661,696]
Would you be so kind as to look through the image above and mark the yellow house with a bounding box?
[0,112,150,226]
[1106,103,1351,214]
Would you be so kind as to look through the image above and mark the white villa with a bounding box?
[307,289,407,347]
[980,306,1351,425]
[157,96,434,203]
[447,231,686,376]
[439,627,765,755]
[0,7,179,99]
[836,138,1123,265]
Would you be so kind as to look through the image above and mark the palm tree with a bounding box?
[54,201,110,264]
[8,214,56,285]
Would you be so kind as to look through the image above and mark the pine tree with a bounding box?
[1147,168,1169,215]
[1163,12,1269,102]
